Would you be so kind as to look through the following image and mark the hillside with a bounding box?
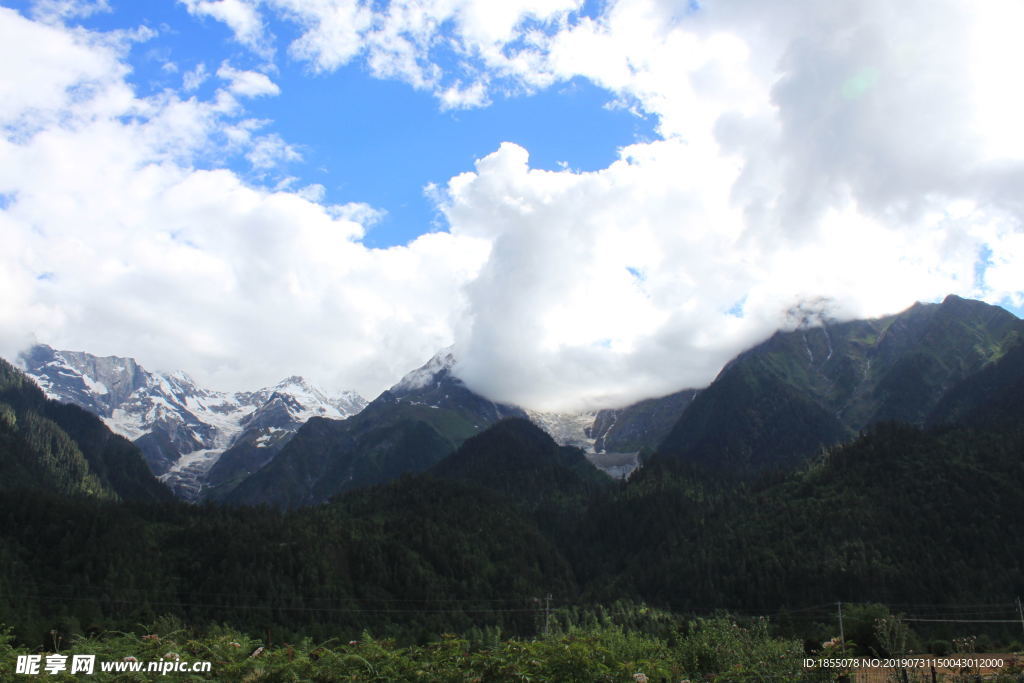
[655,295,1023,474]
[0,358,173,503]
[221,351,525,507]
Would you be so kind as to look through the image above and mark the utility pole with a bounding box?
[544,594,552,636]
[1016,597,1024,636]
[837,602,845,650]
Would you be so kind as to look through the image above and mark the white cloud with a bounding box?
[328,201,385,226]
[3,1,1024,412]
[224,0,581,101]
[438,80,490,110]
[0,7,487,399]
[183,63,209,91]
[0,7,128,131]
[294,183,325,202]
[245,133,301,168]
[29,0,110,22]
[272,0,373,72]
[420,0,1024,409]
[216,62,281,98]
[179,0,271,56]
[437,135,1002,409]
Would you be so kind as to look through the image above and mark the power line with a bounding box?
[6,593,552,615]
[2,584,548,604]
[901,618,1021,624]
[7,588,1024,623]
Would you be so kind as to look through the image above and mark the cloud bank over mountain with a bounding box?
[1,0,1022,411]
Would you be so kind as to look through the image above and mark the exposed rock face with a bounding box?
[19,345,366,499]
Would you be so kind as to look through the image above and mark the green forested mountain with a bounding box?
[220,352,524,507]
[0,478,574,645]
[215,403,455,507]
[574,333,1024,608]
[578,420,1024,610]
[3,372,1023,648]
[0,418,594,645]
[0,358,172,503]
[655,295,1023,474]
[430,418,615,549]
[431,418,612,509]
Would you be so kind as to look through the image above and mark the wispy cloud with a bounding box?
[178,0,272,58]
[216,61,280,98]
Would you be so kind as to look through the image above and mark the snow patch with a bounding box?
[81,374,108,395]
[526,410,599,453]
[527,410,640,479]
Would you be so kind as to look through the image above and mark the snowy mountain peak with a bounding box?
[332,389,370,416]
[19,344,147,417]
[17,344,367,501]
[246,375,368,421]
[275,375,309,389]
[166,369,201,388]
[270,376,329,403]
[392,348,457,393]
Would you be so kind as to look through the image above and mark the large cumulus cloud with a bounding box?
[2,0,1023,411]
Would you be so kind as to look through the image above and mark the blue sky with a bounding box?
[24,0,654,247]
[259,75,655,247]
[0,0,1022,408]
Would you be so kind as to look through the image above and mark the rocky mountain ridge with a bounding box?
[18,345,366,499]
[15,295,1022,503]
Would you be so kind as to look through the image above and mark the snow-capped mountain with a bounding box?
[221,348,529,507]
[387,350,649,479]
[386,349,669,479]
[18,343,678,499]
[386,351,679,479]
[390,348,457,395]
[18,345,367,500]
[386,348,524,425]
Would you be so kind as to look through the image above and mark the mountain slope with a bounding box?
[577,418,1024,611]
[592,388,700,456]
[524,388,701,480]
[39,401,177,503]
[5,316,1024,642]
[222,351,526,507]
[577,341,1024,606]
[0,476,575,644]
[655,295,1022,474]
[0,358,173,502]
[927,337,1024,430]
[20,344,231,461]
[431,418,612,509]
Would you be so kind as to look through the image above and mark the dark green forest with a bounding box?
[2,409,1024,651]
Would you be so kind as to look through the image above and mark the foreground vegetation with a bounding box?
[7,615,1024,681]
[0,616,827,681]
